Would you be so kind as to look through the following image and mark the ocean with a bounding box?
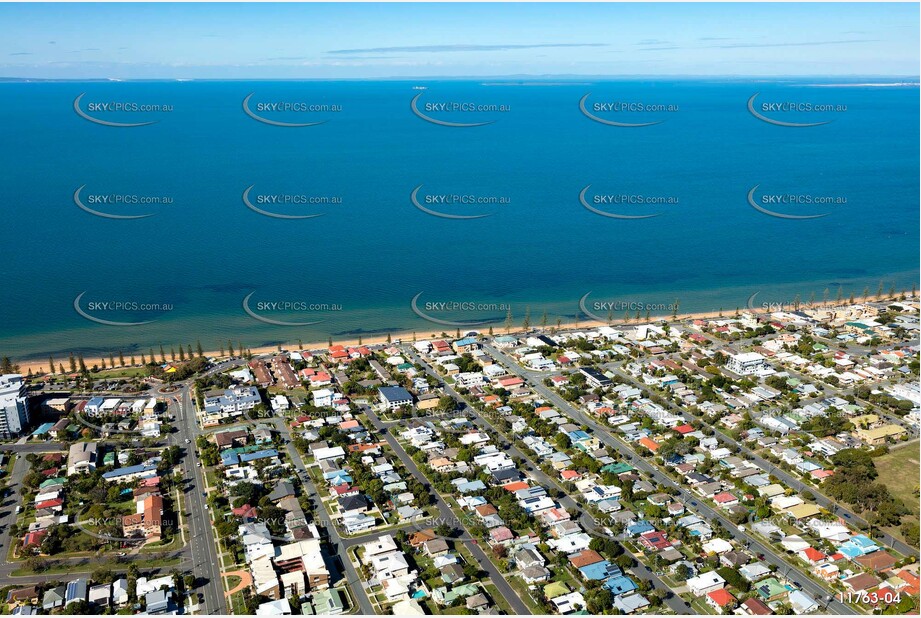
[0,78,918,360]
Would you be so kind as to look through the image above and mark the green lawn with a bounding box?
[12,554,180,576]
[501,577,544,614]
[483,578,516,615]
[876,442,920,518]
[224,575,242,592]
[91,366,149,379]
[690,596,717,615]
[229,590,247,614]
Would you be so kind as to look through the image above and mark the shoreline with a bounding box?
[13,297,905,377]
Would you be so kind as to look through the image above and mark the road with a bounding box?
[483,342,856,615]
[0,440,188,584]
[401,345,693,614]
[680,330,920,558]
[263,417,376,615]
[360,403,533,615]
[0,454,29,573]
[167,384,226,614]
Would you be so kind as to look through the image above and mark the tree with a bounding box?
[901,521,919,547]
[63,600,90,614]
[585,587,612,614]
[92,567,115,583]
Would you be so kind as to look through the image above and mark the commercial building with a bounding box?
[0,374,29,439]
[67,442,98,476]
[726,353,770,376]
[378,386,413,410]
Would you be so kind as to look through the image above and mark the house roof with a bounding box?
[801,547,826,562]
[409,529,436,546]
[741,597,772,615]
[568,549,604,568]
[707,589,736,607]
[338,494,368,511]
[854,551,897,573]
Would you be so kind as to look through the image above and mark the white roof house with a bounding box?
[686,571,726,596]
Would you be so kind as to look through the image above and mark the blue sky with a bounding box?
[1,3,918,78]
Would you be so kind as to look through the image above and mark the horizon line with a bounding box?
[2,73,920,82]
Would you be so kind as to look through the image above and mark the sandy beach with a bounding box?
[16,292,905,377]
[14,305,768,376]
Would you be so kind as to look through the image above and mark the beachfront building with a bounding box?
[579,367,612,388]
[202,386,262,423]
[726,353,770,376]
[0,374,29,439]
[67,442,98,476]
[122,495,165,543]
[378,386,413,410]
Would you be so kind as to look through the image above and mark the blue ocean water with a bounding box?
[0,78,917,359]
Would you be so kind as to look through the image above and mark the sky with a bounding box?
[0,3,918,79]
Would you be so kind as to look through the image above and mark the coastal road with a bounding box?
[681,330,920,558]
[172,384,225,615]
[0,454,29,571]
[483,342,856,615]
[607,363,921,559]
[263,417,376,616]
[401,346,693,614]
[0,438,190,584]
[360,403,533,615]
